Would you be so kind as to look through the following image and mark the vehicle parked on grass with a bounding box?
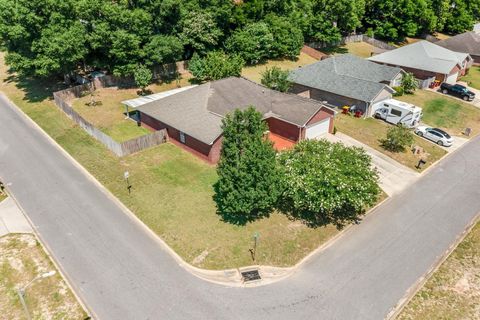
[373,99,422,128]
[440,83,475,101]
[415,126,454,147]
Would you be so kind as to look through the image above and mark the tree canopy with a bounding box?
[0,0,477,77]
[213,107,281,225]
[277,139,380,229]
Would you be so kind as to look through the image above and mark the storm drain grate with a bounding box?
[241,269,261,282]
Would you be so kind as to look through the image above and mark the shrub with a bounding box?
[260,67,291,92]
[401,72,418,94]
[277,139,380,229]
[392,86,404,96]
[134,64,152,95]
[380,125,414,152]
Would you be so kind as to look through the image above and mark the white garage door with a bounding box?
[305,118,330,139]
[445,72,459,84]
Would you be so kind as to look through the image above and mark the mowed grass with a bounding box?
[335,114,447,171]
[463,65,480,90]
[397,90,480,136]
[71,77,192,142]
[322,41,376,58]
[0,234,86,319]
[241,52,318,83]
[398,222,480,320]
[0,52,361,269]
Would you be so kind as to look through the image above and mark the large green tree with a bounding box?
[264,14,304,59]
[213,107,281,225]
[188,51,244,82]
[277,139,380,228]
[180,10,222,56]
[225,22,274,64]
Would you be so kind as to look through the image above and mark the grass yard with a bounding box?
[0,234,86,319]
[241,52,318,83]
[335,114,447,171]
[0,52,382,270]
[463,65,480,90]
[71,77,192,142]
[398,222,480,320]
[322,41,376,58]
[397,90,480,136]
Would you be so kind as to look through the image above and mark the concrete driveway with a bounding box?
[0,197,32,236]
[321,132,420,196]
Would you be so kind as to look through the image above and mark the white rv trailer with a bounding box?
[373,99,422,128]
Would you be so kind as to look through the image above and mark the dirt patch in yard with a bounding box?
[0,234,86,320]
[398,222,480,320]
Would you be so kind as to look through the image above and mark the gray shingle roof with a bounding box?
[368,40,470,74]
[435,32,480,57]
[137,77,331,145]
[288,54,397,103]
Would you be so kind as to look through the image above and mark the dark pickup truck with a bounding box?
[440,83,476,101]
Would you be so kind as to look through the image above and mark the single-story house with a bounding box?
[135,77,336,163]
[288,54,403,116]
[368,40,473,85]
[435,31,480,65]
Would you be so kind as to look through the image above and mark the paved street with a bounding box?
[0,93,479,320]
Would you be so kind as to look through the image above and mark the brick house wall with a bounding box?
[139,111,220,163]
[266,117,301,142]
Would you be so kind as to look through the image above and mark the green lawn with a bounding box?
[335,114,447,171]
[0,234,86,319]
[0,193,7,202]
[398,222,480,319]
[241,52,318,83]
[397,90,480,136]
[463,65,480,90]
[322,41,376,58]
[71,78,192,142]
[0,52,379,270]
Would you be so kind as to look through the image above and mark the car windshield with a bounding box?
[433,128,451,138]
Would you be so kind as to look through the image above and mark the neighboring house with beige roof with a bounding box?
[368,40,472,85]
[135,77,336,163]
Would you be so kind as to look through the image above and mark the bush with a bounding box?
[188,51,244,82]
[134,64,152,95]
[380,125,414,152]
[401,72,418,94]
[260,67,291,92]
[392,86,404,96]
[277,139,380,229]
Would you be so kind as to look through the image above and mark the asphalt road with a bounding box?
[1,94,479,320]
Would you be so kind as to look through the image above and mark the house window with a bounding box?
[390,108,402,117]
[179,132,186,144]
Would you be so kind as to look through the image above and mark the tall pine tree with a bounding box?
[213,107,280,225]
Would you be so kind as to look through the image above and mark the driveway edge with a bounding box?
[386,211,480,320]
[1,92,389,288]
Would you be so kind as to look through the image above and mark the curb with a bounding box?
[0,175,94,319]
[386,212,480,320]
[0,92,394,288]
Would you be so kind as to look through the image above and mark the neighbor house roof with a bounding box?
[136,77,332,145]
[435,32,480,57]
[368,40,470,74]
[288,54,398,103]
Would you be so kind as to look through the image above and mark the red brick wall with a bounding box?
[139,111,218,163]
[266,118,301,142]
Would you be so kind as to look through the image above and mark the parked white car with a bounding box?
[414,126,454,147]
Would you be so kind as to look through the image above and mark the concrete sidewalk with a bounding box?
[321,132,420,196]
[0,197,32,236]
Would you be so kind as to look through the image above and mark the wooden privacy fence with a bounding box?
[308,34,396,51]
[53,86,167,157]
